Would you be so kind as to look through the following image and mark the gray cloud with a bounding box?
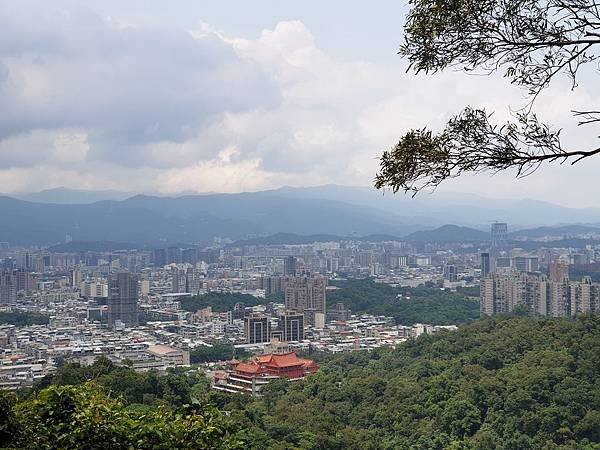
[0,2,281,168]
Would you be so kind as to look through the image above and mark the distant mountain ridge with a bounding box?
[15,187,134,204]
[1,185,600,246]
[0,192,415,246]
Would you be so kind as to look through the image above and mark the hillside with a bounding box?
[225,315,600,449]
[511,225,600,239]
[405,224,490,243]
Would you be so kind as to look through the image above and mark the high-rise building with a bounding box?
[108,272,139,327]
[185,268,203,294]
[244,314,270,344]
[15,269,36,292]
[549,260,570,282]
[278,312,304,342]
[283,256,297,276]
[491,222,508,250]
[0,271,16,304]
[284,275,327,315]
[480,271,600,317]
[444,263,457,282]
[259,276,286,296]
[70,269,82,288]
[480,253,491,278]
[171,267,184,293]
[327,302,351,322]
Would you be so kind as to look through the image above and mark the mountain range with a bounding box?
[1,185,600,246]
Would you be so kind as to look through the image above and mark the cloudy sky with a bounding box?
[1,0,599,207]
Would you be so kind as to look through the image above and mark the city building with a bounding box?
[284,275,327,316]
[491,222,508,250]
[212,352,319,395]
[244,313,270,344]
[278,312,304,342]
[0,271,16,304]
[444,263,457,282]
[108,272,139,327]
[283,256,297,276]
[481,271,600,317]
[549,260,570,282]
[480,253,491,278]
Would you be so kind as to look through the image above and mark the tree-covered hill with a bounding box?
[179,292,266,313]
[224,315,600,449]
[329,278,480,325]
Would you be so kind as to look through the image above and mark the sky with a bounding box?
[0,0,599,207]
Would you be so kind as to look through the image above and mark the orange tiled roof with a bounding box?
[235,362,262,374]
[263,352,305,368]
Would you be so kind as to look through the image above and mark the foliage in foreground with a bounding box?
[0,384,241,449]
[33,357,210,408]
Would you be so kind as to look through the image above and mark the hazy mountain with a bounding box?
[511,225,600,239]
[267,185,600,228]
[405,225,490,243]
[2,185,600,246]
[0,192,416,246]
[231,232,404,246]
[17,187,134,204]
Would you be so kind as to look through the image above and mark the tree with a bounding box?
[376,0,600,194]
[4,384,243,449]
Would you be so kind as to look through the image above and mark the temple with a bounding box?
[212,352,318,396]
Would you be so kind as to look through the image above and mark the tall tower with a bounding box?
[480,252,491,278]
[108,272,139,327]
[283,256,297,276]
[549,260,570,282]
[490,222,508,250]
[284,276,327,314]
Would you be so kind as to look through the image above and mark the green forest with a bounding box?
[180,292,265,313]
[328,278,480,325]
[3,315,600,449]
[178,279,479,327]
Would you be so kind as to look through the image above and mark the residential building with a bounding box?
[108,272,139,327]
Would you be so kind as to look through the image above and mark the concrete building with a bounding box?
[481,271,600,317]
[480,253,490,278]
[244,314,270,344]
[0,271,16,304]
[284,275,327,316]
[278,312,304,342]
[549,260,570,282]
[108,272,139,327]
[491,222,508,250]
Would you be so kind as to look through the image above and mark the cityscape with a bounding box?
[2,218,599,394]
[1,0,600,448]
